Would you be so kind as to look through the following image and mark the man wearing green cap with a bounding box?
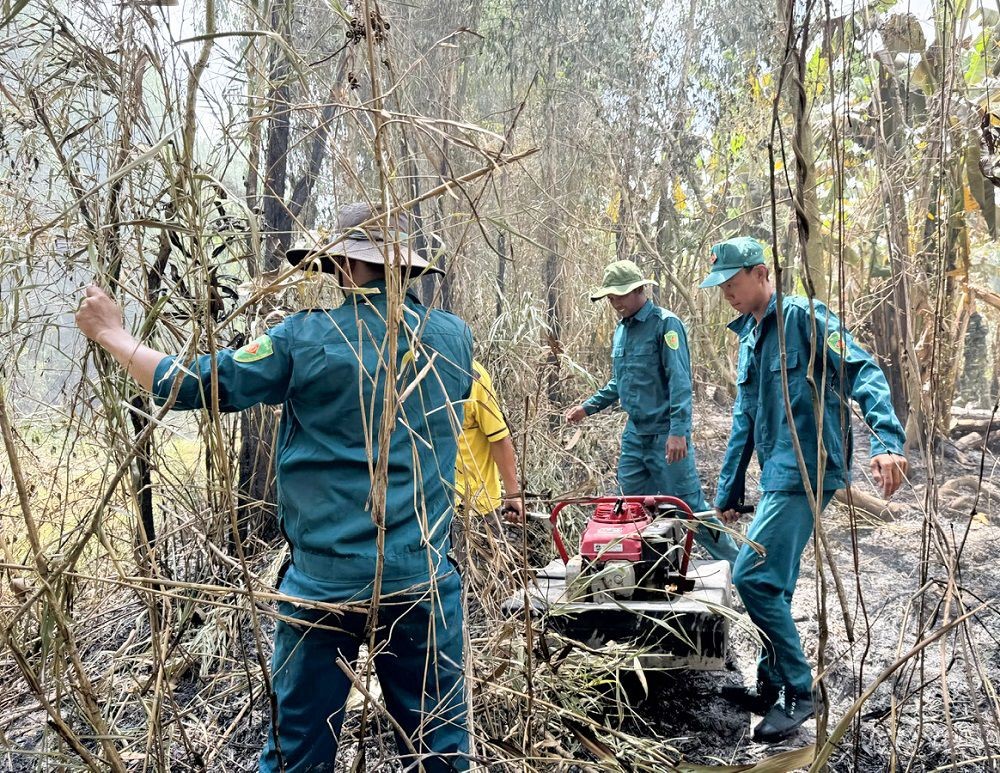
[700,236,908,742]
[565,259,739,566]
[75,202,473,771]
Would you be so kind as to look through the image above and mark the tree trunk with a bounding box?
[128,396,156,556]
[870,61,914,428]
[496,228,508,320]
[236,0,292,548]
[260,1,293,271]
[785,0,826,301]
[287,56,348,227]
[991,325,1000,406]
[541,68,563,409]
[615,101,637,261]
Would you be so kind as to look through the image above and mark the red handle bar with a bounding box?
[548,495,697,576]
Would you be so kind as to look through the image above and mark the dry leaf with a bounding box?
[674,744,816,773]
[564,428,583,451]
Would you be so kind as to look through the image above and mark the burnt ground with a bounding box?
[2,401,999,772]
[641,403,1000,771]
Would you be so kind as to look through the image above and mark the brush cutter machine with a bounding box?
[510,495,748,670]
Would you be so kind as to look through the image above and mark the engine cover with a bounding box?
[580,502,651,562]
[589,560,637,602]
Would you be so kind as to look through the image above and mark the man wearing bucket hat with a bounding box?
[701,236,908,742]
[76,202,473,771]
[565,259,739,567]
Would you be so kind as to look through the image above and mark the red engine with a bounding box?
[579,501,651,562]
[546,496,698,600]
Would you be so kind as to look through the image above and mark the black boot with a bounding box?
[753,688,815,742]
[719,680,780,714]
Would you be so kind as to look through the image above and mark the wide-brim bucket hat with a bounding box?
[286,202,444,275]
[589,259,657,301]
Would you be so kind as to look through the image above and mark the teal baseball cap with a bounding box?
[698,237,766,288]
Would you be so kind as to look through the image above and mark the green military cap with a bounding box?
[698,237,766,288]
[589,260,658,301]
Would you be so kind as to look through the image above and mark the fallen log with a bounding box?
[954,432,984,452]
[951,406,995,420]
[834,487,909,521]
[950,416,1000,438]
[948,406,998,437]
[938,474,1000,501]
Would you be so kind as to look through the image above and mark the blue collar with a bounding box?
[726,314,752,334]
[762,292,778,320]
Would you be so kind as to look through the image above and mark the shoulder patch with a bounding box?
[826,331,847,356]
[234,334,274,363]
[664,330,680,350]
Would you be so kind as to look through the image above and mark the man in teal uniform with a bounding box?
[75,204,473,771]
[701,236,909,742]
[566,259,738,566]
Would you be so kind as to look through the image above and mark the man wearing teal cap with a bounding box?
[75,203,473,771]
[701,236,908,742]
[565,259,739,566]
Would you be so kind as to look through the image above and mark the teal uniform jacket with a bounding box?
[153,278,473,771]
[583,299,701,496]
[152,280,474,601]
[715,293,906,510]
[583,299,693,438]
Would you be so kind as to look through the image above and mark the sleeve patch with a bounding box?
[827,331,847,356]
[234,334,274,363]
[664,330,680,350]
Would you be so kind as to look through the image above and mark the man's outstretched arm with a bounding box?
[76,284,293,411]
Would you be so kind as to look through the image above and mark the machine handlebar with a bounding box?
[535,497,755,566]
